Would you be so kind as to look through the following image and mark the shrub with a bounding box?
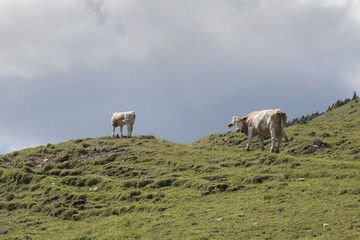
[138,180,154,188]
[0,202,7,210]
[3,169,33,185]
[77,149,88,155]
[351,188,360,195]
[14,159,35,168]
[62,208,80,221]
[173,179,189,187]
[24,167,35,174]
[152,178,176,188]
[308,131,316,136]
[52,207,67,217]
[57,154,71,162]
[82,143,91,148]
[95,154,121,165]
[43,164,54,172]
[260,156,275,165]
[247,175,269,184]
[76,178,86,187]
[85,176,102,186]
[264,194,272,201]
[274,156,292,165]
[123,179,154,189]
[129,190,141,197]
[1,156,10,162]
[31,184,41,191]
[291,163,301,169]
[61,176,79,186]
[322,133,331,138]
[139,135,155,139]
[7,203,18,211]
[11,151,19,157]
[58,160,81,169]
[5,193,15,201]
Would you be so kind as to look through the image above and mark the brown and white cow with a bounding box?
[227,109,288,152]
[111,111,136,138]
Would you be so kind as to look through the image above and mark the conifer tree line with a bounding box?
[286,91,359,126]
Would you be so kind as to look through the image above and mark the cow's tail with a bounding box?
[279,111,288,142]
[124,111,136,124]
[131,111,136,123]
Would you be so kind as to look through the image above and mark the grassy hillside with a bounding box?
[1,100,360,239]
[313,99,360,123]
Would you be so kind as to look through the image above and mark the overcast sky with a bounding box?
[1,0,360,154]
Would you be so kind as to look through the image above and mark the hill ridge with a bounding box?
[286,93,359,126]
[1,101,360,239]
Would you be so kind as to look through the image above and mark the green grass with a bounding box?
[1,100,360,239]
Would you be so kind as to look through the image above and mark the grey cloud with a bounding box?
[82,0,108,24]
[0,0,360,153]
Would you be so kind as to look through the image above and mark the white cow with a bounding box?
[111,111,136,138]
[227,109,288,152]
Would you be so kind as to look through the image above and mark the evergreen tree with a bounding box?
[352,91,358,100]
[287,92,358,126]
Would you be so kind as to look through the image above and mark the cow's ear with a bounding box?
[227,123,233,128]
[241,117,247,123]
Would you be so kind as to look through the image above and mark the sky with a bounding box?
[1,0,360,154]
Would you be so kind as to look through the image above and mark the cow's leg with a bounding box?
[259,135,265,151]
[128,124,134,138]
[280,116,289,142]
[283,129,289,142]
[270,127,276,152]
[120,125,124,138]
[245,127,253,150]
[127,124,132,138]
[276,135,282,153]
[112,126,116,138]
[127,124,130,138]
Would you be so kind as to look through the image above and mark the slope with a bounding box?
[0,102,360,239]
[194,99,360,161]
[313,98,360,123]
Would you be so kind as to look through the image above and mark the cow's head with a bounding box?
[228,116,246,133]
